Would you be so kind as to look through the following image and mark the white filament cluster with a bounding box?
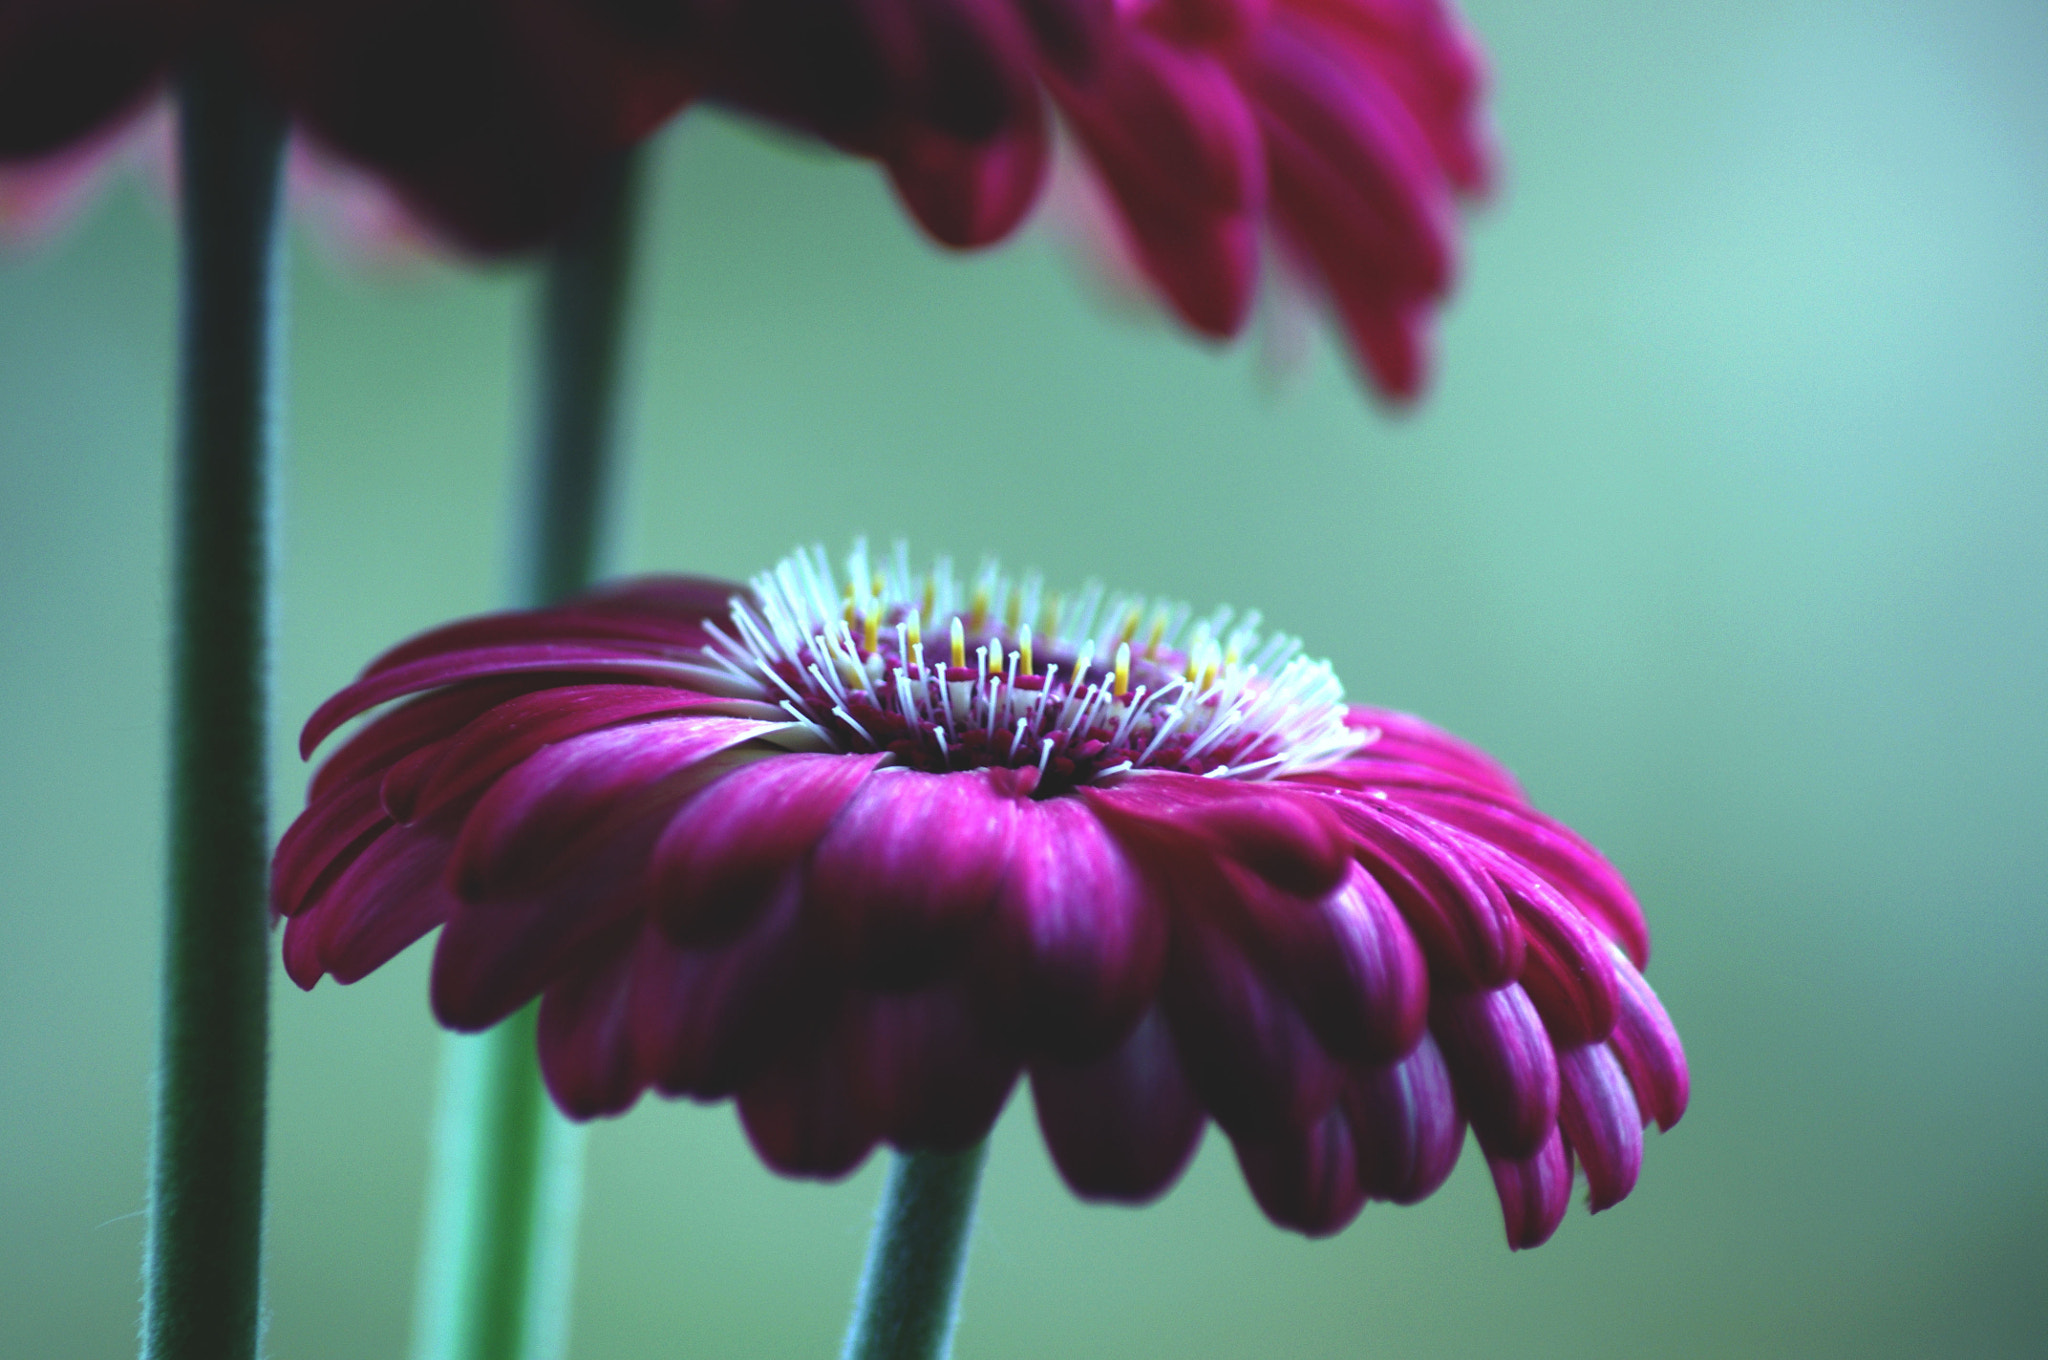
[698,542,1369,784]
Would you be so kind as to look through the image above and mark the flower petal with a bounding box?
[1605,942,1690,1131]
[636,874,828,1100]
[1163,913,1342,1138]
[1030,1007,1205,1203]
[283,823,458,991]
[848,980,1021,1151]
[1344,1031,1464,1204]
[737,1010,882,1181]
[1326,792,1523,988]
[1231,1101,1367,1238]
[1429,983,1558,1160]
[971,794,1166,1061]
[1487,1123,1573,1250]
[1205,858,1428,1064]
[1557,1042,1643,1212]
[448,716,781,900]
[806,766,1025,988]
[386,684,779,825]
[650,751,887,946]
[1085,772,1350,897]
[536,922,647,1119]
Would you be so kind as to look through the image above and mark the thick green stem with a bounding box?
[409,147,648,1360]
[143,48,286,1360]
[842,1145,992,1360]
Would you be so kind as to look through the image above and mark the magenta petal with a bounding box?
[1344,1031,1464,1204]
[430,802,664,1033]
[1163,913,1342,1138]
[1605,943,1690,1131]
[1325,792,1523,988]
[301,647,750,758]
[1030,1007,1205,1203]
[1401,789,1648,965]
[1085,772,1350,897]
[1557,1042,1643,1212]
[1232,1102,1367,1238]
[282,823,458,991]
[449,716,780,900]
[272,775,388,919]
[1452,831,1619,1047]
[1487,1124,1574,1250]
[807,767,1024,988]
[307,676,546,804]
[972,795,1165,1061]
[651,751,886,946]
[737,1011,882,1181]
[363,576,740,675]
[849,981,1021,1151]
[886,108,1048,249]
[536,924,647,1119]
[1210,858,1427,1064]
[636,875,826,1100]
[1430,983,1558,1160]
[390,684,777,825]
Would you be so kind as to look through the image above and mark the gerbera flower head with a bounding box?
[275,544,1686,1247]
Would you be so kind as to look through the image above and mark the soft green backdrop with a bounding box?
[3,2,2043,1356]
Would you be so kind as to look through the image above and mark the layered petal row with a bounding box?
[277,567,1687,1248]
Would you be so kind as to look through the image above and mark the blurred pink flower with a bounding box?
[275,545,1685,1247]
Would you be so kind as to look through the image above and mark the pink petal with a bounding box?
[1605,943,1690,1131]
[1205,858,1428,1064]
[1429,982,1558,1160]
[886,98,1048,248]
[806,767,1025,988]
[1231,1101,1367,1237]
[1030,1007,1206,1202]
[1344,1031,1463,1203]
[283,823,458,991]
[307,676,547,803]
[1323,792,1523,988]
[1341,705,1522,799]
[302,648,749,758]
[1487,1123,1573,1250]
[846,980,1022,1151]
[1403,789,1649,965]
[970,794,1166,1060]
[272,774,388,919]
[536,922,647,1119]
[448,716,781,900]
[390,684,779,825]
[737,1012,882,1181]
[1162,913,1342,1138]
[1557,1042,1643,1212]
[365,576,740,675]
[1053,33,1265,335]
[1450,829,1620,1047]
[1085,771,1351,897]
[650,751,887,946]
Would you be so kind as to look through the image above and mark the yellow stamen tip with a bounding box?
[950,616,967,670]
[862,610,880,655]
[1019,625,1035,677]
[1114,641,1132,698]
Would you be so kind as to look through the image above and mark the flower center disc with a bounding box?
[703,543,1364,792]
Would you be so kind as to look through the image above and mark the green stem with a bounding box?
[409,146,648,1360]
[143,48,286,1360]
[841,1145,993,1360]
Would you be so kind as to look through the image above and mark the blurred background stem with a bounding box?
[841,1144,991,1360]
[143,46,286,1360]
[408,146,648,1360]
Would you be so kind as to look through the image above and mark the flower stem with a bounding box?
[409,146,648,1360]
[842,1144,993,1360]
[143,47,286,1360]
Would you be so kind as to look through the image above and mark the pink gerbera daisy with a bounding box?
[275,545,1684,1247]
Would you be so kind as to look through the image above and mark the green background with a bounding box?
[3,1,2043,1355]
